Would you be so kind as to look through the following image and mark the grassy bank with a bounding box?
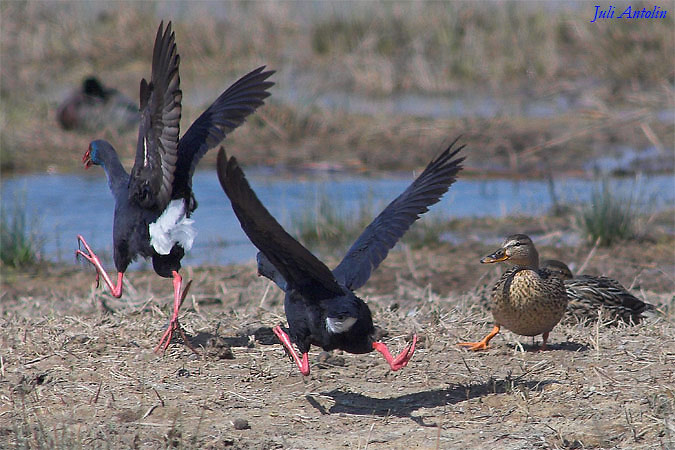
[0,1,672,175]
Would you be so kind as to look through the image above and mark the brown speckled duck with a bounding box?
[459,234,568,351]
[541,259,654,325]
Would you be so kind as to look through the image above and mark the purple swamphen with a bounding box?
[216,138,465,375]
[76,21,274,353]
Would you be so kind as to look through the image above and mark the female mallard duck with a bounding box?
[459,234,568,351]
[541,259,654,325]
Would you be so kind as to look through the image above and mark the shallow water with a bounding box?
[2,170,673,269]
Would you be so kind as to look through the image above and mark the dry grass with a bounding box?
[1,215,673,448]
[1,2,672,174]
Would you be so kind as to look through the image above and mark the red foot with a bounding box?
[372,334,417,371]
[76,234,123,297]
[154,272,198,355]
[273,325,310,376]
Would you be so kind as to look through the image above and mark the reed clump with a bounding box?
[577,181,638,247]
[0,194,43,268]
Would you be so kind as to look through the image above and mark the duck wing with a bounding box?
[217,148,343,301]
[172,66,274,209]
[569,275,651,314]
[128,21,182,211]
[332,138,465,291]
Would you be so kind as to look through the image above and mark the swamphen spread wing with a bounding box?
[172,67,274,207]
[216,148,343,301]
[128,21,182,211]
[332,138,465,291]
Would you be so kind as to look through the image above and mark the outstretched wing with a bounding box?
[128,21,182,211]
[332,138,465,291]
[217,148,343,301]
[172,67,274,208]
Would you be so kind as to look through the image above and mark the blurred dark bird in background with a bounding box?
[57,76,139,132]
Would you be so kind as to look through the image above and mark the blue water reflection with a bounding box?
[2,170,673,268]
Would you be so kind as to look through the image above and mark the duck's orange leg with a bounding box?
[458,325,500,351]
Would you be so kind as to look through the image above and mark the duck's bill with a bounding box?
[481,249,509,264]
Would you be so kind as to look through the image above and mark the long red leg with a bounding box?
[457,325,501,351]
[76,235,123,297]
[372,334,417,371]
[154,271,198,354]
[273,326,310,376]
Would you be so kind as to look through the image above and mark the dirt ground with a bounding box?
[1,224,674,449]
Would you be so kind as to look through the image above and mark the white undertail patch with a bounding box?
[149,199,196,255]
[325,316,357,334]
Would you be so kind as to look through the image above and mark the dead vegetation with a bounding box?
[1,225,673,449]
[1,2,672,174]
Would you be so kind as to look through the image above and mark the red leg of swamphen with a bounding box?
[155,271,198,354]
[76,234,123,297]
[273,325,310,376]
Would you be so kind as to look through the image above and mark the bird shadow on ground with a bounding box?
[499,340,589,353]
[547,341,588,352]
[186,332,251,348]
[181,326,279,350]
[307,378,558,427]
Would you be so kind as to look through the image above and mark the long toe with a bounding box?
[154,321,177,353]
[392,335,417,369]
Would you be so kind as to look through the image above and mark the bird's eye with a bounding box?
[336,314,346,321]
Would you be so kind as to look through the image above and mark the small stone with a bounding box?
[317,351,331,363]
[232,418,250,430]
[204,337,235,360]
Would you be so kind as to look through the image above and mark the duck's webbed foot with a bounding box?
[457,325,500,352]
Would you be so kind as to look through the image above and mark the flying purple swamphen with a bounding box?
[216,138,465,375]
[75,21,274,353]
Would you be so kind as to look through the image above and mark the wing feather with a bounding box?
[173,67,274,210]
[332,138,465,290]
[128,21,182,211]
[216,148,343,301]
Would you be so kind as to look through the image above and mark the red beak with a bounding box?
[82,148,93,169]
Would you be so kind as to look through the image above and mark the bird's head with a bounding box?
[481,233,539,269]
[82,76,107,99]
[322,293,376,354]
[324,295,366,335]
[540,259,574,280]
[83,140,108,169]
[323,293,417,371]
